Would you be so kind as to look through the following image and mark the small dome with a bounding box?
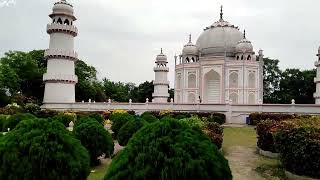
[235,38,253,53]
[182,35,198,55]
[156,49,167,62]
[51,0,75,19]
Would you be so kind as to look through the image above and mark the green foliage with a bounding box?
[0,115,8,132]
[256,120,280,153]
[206,115,226,125]
[203,122,224,149]
[75,116,97,128]
[74,120,114,166]
[263,58,281,103]
[275,126,320,178]
[0,118,90,180]
[179,116,204,129]
[2,113,36,131]
[249,113,295,125]
[105,119,232,180]
[140,113,158,123]
[110,113,135,137]
[88,113,104,124]
[53,113,76,127]
[24,103,41,115]
[117,119,146,146]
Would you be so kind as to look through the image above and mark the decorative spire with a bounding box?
[160,48,163,54]
[220,5,223,21]
[243,29,246,39]
[189,34,192,43]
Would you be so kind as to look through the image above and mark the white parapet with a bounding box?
[44,49,78,60]
[47,23,78,36]
[43,73,78,83]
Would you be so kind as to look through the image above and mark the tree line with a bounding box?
[0,50,315,106]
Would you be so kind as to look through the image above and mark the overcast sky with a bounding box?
[0,0,319,87]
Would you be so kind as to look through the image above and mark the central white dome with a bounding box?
[196,19,243,56]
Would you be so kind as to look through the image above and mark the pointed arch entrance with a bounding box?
[204,70,221,103]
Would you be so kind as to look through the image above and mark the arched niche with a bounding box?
[229,72,238,88]
[248,73,256,88]
[204,69,220,103]
[187,93,196,103]
[176,74,182,89]
[248,93,255,104]
[229,93,238,104]
[188,73,196,88]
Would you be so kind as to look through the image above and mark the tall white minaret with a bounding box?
[43,0,78,103]
[314,47,320,104]
[152,49,169,103]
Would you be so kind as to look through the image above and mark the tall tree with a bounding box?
[263,58,282,103]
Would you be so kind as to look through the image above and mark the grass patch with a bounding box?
[87,159,111,180]
[223,126,257,149]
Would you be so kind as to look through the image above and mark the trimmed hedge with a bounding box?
[249,113,295,125]
[35,109,59,118]
[206,115,225,125]
[203,122,223,149]
[75,116,97,128]
[0,115,8,132]
[143,111,226,122]
[110,113,135,137]
[117,119,146,146]
[2,113,36,131]
[0,118,90,180]
[179,116,204,129]
[74,120,114,165]
[256,120,280,153]
[275,126,320,178]
[140,113,158,123]
[105,119,232,180]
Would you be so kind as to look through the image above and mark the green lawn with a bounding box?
[222,126,257,149]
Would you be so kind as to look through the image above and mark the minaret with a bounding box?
[314,47,320,104]
[43,0,78,103]
[152,49,169,103]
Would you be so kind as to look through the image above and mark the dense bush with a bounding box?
[36,109,59,118]
[275,126,320,178]
[0,118,90,180]
[249,113,295,125]
[140,113,158,123]
[179,116,204,129]
[110,112,135,137]
[256,120,280,153]
[74,120,114,165]
[2,113,36,131]
[24,103,41,115]
[206,115,225,125]
[105,119,232,180]
[203,122,224,149]
[117,119,146,146]
[144,111,226,122]
[53,112,76,127]
[0,115,8,132]
[0,104,23,115]
[88,113,104,124]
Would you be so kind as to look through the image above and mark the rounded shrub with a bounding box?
[53,112,76,127]
[88,113,104,124]
[275,126,320,178]
[74,120,114,166]
[0,118,90,180]
[75,116,97,128]
[179,116,204,129]
[256,120,280,153]
[207,115,225,125]
[117,119,146,146]
[2,113,36,131]
[24,103,41,115]
[105,119,232,180]
[141,113,158,123]
[0,115,8,132]
[110,112,135,137]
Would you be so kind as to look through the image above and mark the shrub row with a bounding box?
[249,113,312,125]
[256,117,320,178]
[142,111,226,124]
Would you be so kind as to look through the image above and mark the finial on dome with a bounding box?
[220,5,223,21]
[243,29,246,39]
[189,34,192,43]
[160,48,163,54]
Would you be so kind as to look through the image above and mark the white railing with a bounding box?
[153,67,169,72]
[153,81,170,85]
[47,23,78,36]
[43,73,78,83]
[44,49,78,60]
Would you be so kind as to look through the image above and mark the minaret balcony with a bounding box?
[44,49,78,61]
[43,73,78,83]
[47,23,78,37]
[314,77,320,83]
[154,67,169,72]
[315,61,320,67]
[153,81,170,85]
